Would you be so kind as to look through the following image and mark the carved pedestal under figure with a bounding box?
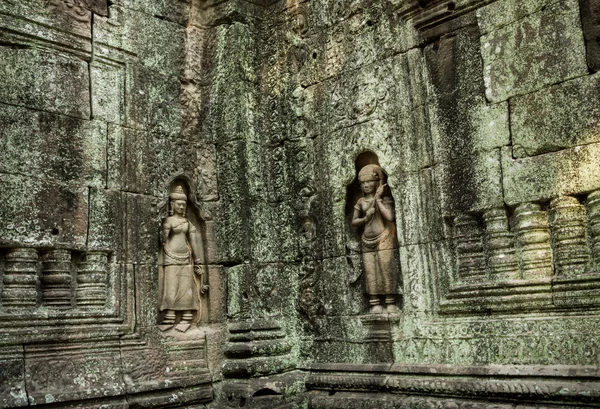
[159,184,207,332]
[352,164,400,314]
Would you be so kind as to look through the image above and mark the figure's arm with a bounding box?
[188,223,209,293]
[376,198,395,222]
[188,223,205,265]
[352,203,374,227]
[161,220,171,246]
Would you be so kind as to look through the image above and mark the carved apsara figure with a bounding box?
[159,184,205,326]
[352,164,400,314]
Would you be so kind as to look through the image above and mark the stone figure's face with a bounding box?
[172,200,187,216]
[360,179,378,195]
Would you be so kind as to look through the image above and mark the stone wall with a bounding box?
[1,0,600,408]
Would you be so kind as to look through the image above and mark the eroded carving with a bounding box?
[483,207,518,280]
[587,190,600,269]
[0,246,112,314]
[2,248,38,310]
[41,249,72,309]
[515,203,553,279]
[351,164,400,314]
[549,196,589,276]
[76,250,108,310]
[453,214,486,282]
[43,0,90,23]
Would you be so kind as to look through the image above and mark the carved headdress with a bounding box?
[358,164,383,182]
[169,184,187,201]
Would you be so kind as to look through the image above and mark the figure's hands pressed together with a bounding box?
[375,184,386,200]
[365,207,376,221]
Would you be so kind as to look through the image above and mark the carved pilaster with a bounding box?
[549,196,589,276]
[2,248,38,309]
[40,249,72,309]
[586,190,600,269]
[222,319,293,378]
[483,207,519,280]
[453,214,486,282]
[76,250,108,310]
[515,203,553,279]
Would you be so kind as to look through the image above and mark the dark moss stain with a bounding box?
[38,112,85,184]
[580,0,600,72]
[425,26,486,213]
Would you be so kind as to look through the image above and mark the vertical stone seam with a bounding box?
[20,344,29,406]
[495,148,506,213]
[88,12,95,121]
[506,97,514,154]
[104,122,109,189]
[132,263,138,333]
[85,186,92,247]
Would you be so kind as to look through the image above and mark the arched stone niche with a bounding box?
[157,173,212,331]
[345,152,403,314]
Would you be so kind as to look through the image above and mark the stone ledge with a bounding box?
[306,364,600,404]
[502,144,600,205]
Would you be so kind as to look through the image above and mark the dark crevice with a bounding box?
[252,388,282,397]
[0,100,89,122]
[89,12,95,121]
[85,186,92,247]
[0,41,30,49]
[20,345,29,405]
[507,98,515,154]
[221,261,246,268]
[131,262,138,333]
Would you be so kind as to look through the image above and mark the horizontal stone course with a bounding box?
[502,143,600,204]
[480,0,587,102]
[0,47,90,119]
[0,104,106,186]
[510,73,600,158]
[435,149,504,215]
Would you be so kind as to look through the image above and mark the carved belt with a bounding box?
[362,229,390,250]
[163,246,191,264]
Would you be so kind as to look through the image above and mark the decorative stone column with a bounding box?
[222,319,293,378]
[453,214,486,282]
[1,248,38,309]
[483,207,518,280]
[76,250,108,310]
[220,319,295,407]
[40,249,72,309]
[586,190,600,269]
[515,203,553,279]
[549,196,589,276]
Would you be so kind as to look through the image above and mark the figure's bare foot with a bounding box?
[386,304,400,314]
[181,311,193,322]
[370,305,384,314]
[162,310,176,324]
